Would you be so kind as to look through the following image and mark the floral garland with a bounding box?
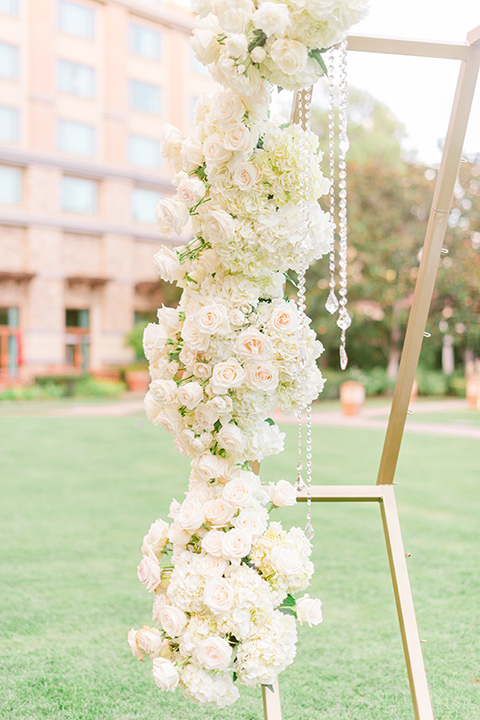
[128,0,368,709]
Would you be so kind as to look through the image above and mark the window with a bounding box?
[0,41,19,79]
[61,176,97,214]
[128,135,161,169]
[57,0,95,39]
[0,165,21,204]
[0,0,19,15]
[129,79,161,114]
[65,308,89,370]
[57,59,95,98]
[0,306,19,378]
[129,23,160,59]
[132,187,159,223]
[0,106,19,141]
[57,119,95,156]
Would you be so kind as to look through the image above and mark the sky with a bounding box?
[345,0,480,165]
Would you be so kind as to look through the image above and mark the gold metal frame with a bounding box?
[263,26,480,720]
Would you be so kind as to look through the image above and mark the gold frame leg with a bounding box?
[262,678,283,720]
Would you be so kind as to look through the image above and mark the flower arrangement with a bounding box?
[129,0,368,708]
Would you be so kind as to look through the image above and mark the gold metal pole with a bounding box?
[262,678,283,720]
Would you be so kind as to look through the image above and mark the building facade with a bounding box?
[0,0,212,384]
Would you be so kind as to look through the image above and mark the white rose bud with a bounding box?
[203,578,234,614]
[159,606,188,638]
[296,595,323,627]
[143,323,168,361]
[157,306,181,335]
[194,402,219,432]
[269,479,297,507]
[197,636,233,671]
[194,362,212,381]
[160,123,182,165]
[128,628,145,661]
[137,551,162,592]
[152,657,180,691]
[155,197,190,236]
[153,246,183,284]
[142,518,170,557]
[177,381,204,410]
[152,593,169,624]
[251,45,267,63]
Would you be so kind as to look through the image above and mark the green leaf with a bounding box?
[284,272,299,289]
[309,48,328,76]
[262,684,275,693]
[283,594,296,607]
[232,671,238,683]
[279,606,297,618]
[265,417,275,426]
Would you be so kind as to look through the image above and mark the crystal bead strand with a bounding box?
[293,87,314,539]
[325,47,339,317]
[336,39,351,370]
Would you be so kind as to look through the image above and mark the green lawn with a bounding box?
[0,417,479,719]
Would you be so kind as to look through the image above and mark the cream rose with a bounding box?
[221,528,252,562]
[152,657,180,691]
[270,546,303,576]
[268,479,296,507]
[223,123,253,153]
[202,529,225,557]
[197,636,233,671]
[233,508,267,537]
[155,197,190,236]
[198,554,228,578]
[200,207,235,245]
[232,161,261,190]
[296,595,323,627]
[203,578,234,614]
[222,478,252,508]
[194,402,219,432]
[160,123,182,165]
[177,381,204,410]
[144,392,163,425]
[211,357,245,393]
[194,362,212,381]
[203,134,232,165]
[225,33,248,59]
[142,518,170,557]
[269,38,308,76]
[217,423,245,454]
[149,379,178,406]
[128,628,145,661]
[181,138,204,172]
[253,2,290,36]
[175,498,205,532]
[137,551,161,593]
[152,593,169,624]
[192,452,230,481]
[143,323,168,360]
[153,246,183,284]
[214,90,245,125]
[157,306,181,335]
[176,175,206,208]
[157,408,184,436]
[246,363,279,393]
[181,318,210,352]
[159,606,188,638]
[195,304,229,335]
[204,498,235,527]
[269,302,298,333]
[135,625,165,657]
[235,329,272,360]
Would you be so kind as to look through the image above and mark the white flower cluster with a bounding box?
[192,0,368,94]
[129,0,367,708]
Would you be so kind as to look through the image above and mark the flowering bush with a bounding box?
[129,0,368,708]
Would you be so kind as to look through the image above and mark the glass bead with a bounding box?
[336,309,352,330]
[325,289,339,314]
[339,345,348,370]
[305,521,315,540]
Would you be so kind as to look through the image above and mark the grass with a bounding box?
[0,416,479,719]
[406,410,480,427]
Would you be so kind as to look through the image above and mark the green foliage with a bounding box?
[73,377,126,399]
[125,321,149,361]
[321,367,396,399]
[0,382,64,402]
[0,376,125,402]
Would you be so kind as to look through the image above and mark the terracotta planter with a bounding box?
[340,380,365,417]
[125,370,150,393]
[466,375,480,410]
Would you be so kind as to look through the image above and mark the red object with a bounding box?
[16,330,23,366]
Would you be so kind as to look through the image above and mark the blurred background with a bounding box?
[0,0,479,404]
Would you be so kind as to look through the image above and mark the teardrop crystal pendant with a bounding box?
[325,288,339,315]
[339,344,348,370]
[294,472,306,492]
[336,308,352,330]
[304,521,315,540]
[339,131,350,155]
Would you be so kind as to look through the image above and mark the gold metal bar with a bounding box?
[262,678,283,720]
[347,33,469,60]
[380,487,434,720]
[377,40,480,486]
[467,24,480,46]
[297,485,385,502]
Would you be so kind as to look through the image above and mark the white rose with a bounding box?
[152,657,180,691]
[181,138,204,172]
[202,529,224,557]
[142,518,170,557]
[228,309,245,326]
[128,628,146,661]
[153,246,183,283]
[203,578,234,614]
[269,479,296,507]
[233,508,267,537]
[246,363,279,393]
[198,554,228,578]
[149,358,178,381]
[157,408,184,436]
[222,478,252,508]
[194,362,212,381]
[177,381,204,410]
[150,379,178,406]
[155,197,190,236]
[191,15,222,65]
[192,452,229,481]
[195,402,219,431]
[152,593,169,624]
[236,329,272,360]
[251,46,266,63]
[181,318,210,352]
[269,302,298,333]
[269,38,308,76]
[214,90,245,125]
[160,606,188,637]
[232,161,261,190]
[209,395,233,415]
[135,625,165,657]
[157,306,181,335]
[137,551,161,592]
[253,2,290,36]
[195,304,229,335]
[204,498,235,527]
[144,392,163,425]
[217,2,252,33]
[296,595,323,627]
[168,522,191,548]
[143,323,168,360]
[200,207,235,245]
[197,636,233,671]
[175,498,205,532]
[270,546,302,576]
[223,123,253,153]
[217,423,245,455]
[211,357,245,393]
[160,123,182,165]
[225,33,248,58]
[176,175,206,208]
[203,134,232,165]
[221,528,251,562]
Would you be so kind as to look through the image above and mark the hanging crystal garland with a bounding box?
[293,86,314,540]
[325,46,339,317]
